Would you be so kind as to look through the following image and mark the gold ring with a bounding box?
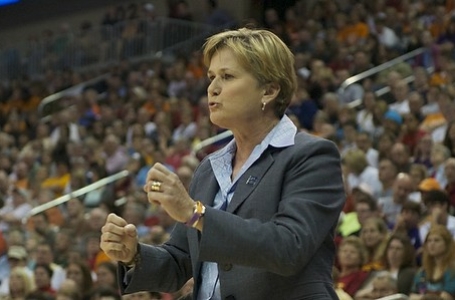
[150,180,162,192]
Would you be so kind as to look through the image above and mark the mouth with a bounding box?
[208,102,219,108]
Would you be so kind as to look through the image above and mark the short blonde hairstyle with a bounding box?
[203,27,297,118]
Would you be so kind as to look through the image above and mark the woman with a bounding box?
[101,27,345,299]
[360,217,390,272]
[65,261,93,295]
[94,261,118,290]
[336,236,371,297]
[383,233,416,295]
[0,268,35,300]
[409,225,455,299]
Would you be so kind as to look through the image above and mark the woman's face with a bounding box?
[387,239,405,267]
[426,234,447,257]
[207,48,267,130]
[9,273,25,294]
[361,222,384,248]
[338,244,361,268]
[96,265,116,287]
[66,264,83,287]
[34,266,51,288]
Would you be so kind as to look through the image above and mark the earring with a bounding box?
[261,101,266,111]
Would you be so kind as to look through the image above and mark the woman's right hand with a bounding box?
[100,213,138,264]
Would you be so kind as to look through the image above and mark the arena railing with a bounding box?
[22,170,130,223]
[340,47,434,109]
[21,130,227,220]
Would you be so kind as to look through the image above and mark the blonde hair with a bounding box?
[339,236,369,267]
[9,268,35,298]
[343,149,368,175]
[203,27,297,118]
[361,217,390,263]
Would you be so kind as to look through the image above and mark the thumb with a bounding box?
[125,224,138,238]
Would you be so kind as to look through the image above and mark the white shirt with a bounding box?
[389,100,410,115]
[347,166,382,196]
[419,215,455,242]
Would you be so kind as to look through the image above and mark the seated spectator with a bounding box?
[375,158,399,199]
[356,92,376,137]
[65,261,93,299]
[390,142,412,173]
[378,173,414,227]
[393,201,424,254]
[33,263,56,297]
[383,234,417,295]
[429,143,451,188]
[0,187,32,232]
[419,190,455,242]
[355,131,379,168]
[408,163,428,202]
[338,188,380,238]
[356,272,400,300]
[343,148,382,196]
[409,225,455,298]
[360,217,390,272]
[413,134,433,171]
[336,236,371,297]
[2,268,35,300]
[399,112,427,155]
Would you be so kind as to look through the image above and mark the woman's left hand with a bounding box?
[144,162,195,223]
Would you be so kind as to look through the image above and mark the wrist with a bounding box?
[123,243,141,268]
[184,201,206,228]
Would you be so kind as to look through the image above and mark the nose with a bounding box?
[207,79,220,96]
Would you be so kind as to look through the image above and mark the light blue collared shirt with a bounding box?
[197,115,297,300]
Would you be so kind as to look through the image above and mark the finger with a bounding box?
[106,213,128,227]
[102,232,124,243]
[125,224,138,237]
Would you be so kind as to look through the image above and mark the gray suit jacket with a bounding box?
[120,132,345,300]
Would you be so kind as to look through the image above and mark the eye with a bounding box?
[222,73,233,80]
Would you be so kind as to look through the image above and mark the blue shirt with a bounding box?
[197,115,297,300]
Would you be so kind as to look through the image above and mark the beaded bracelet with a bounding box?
[184,201,206,228]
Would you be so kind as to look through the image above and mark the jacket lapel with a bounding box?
[227,151,274,213]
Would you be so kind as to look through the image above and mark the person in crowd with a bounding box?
[336,236,371,297]
[360,217,390,272]
[65,261,94,299]
[382,233,417,295]
[375,158,399,199]
[390,142,413,173]
[419,189,455,242]
[100,27,345,299]
[33,263,56,297]
[378,173,414,227]
[356,273,400,300]
[393,201,424,254]
[338,186,380,238]
[343,148,382,196]
[429,143,451,188]
[409,225,455,299]
[355,131,379,168]
[1,268,35,300]
[94,261,118,291]
[0,246,32,296]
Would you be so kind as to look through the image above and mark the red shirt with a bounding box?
[337,270,370,297]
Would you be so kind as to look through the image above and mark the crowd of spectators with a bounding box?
[2,0,455,299]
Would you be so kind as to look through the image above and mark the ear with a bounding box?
[262,82,281,104]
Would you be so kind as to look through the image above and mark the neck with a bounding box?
[232,117,279,162]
